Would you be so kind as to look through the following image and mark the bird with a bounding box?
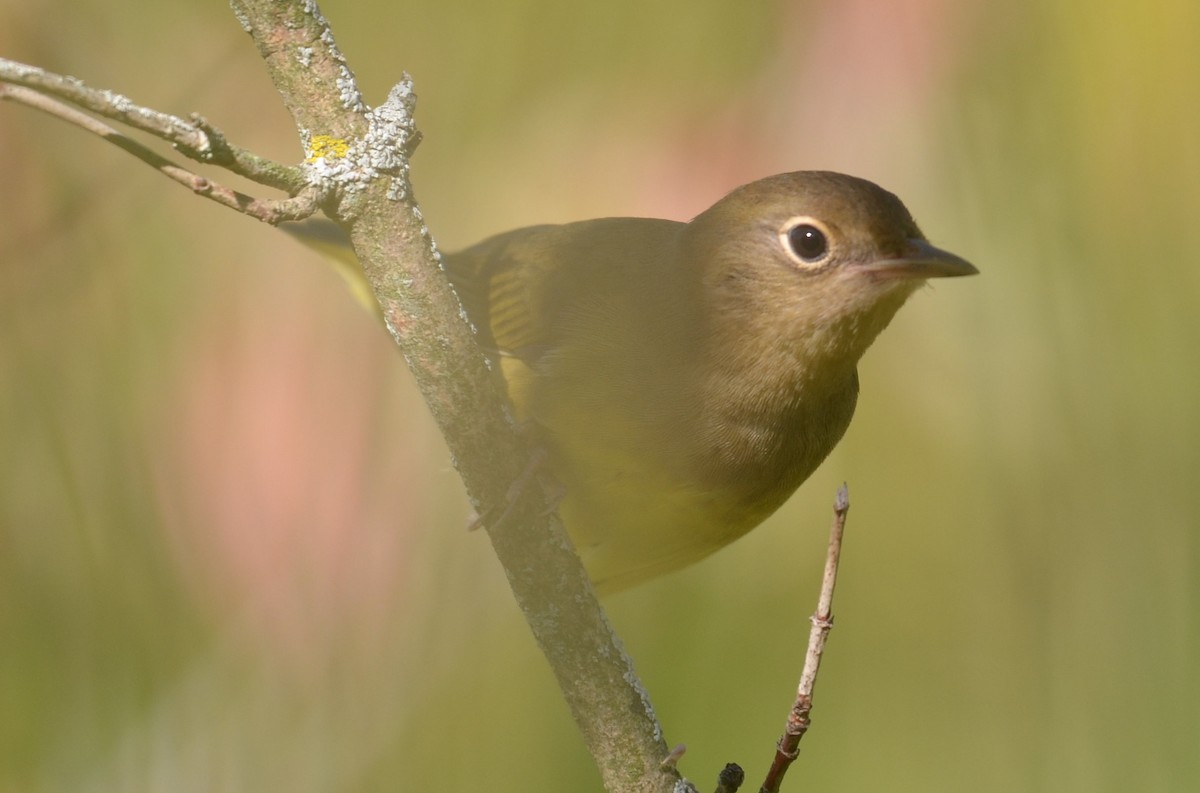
[286,171,976,594]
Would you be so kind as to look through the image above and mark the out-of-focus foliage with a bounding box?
[1,1,1197,791]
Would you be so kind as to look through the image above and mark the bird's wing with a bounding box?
[442,225,564,367]
[443,217,683,364]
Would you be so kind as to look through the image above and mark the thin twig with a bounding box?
[0,57,307,193]
[758,483,851,793]
[187,113,312,193]
[0,59,211,150]
[0,83,320,224]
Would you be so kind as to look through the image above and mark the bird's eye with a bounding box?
[779,217,833,268]
[789,225,827,260]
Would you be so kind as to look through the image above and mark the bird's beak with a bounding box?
[856,239,978,279]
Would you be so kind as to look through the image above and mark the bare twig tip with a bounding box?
[714,762,744,793]
[660,743,687,770]
[835,482,849,512]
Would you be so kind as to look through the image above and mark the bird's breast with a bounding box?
[691,369,859,523]
[534,356,858,593]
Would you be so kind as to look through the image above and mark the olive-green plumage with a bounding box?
[287,171,976,594]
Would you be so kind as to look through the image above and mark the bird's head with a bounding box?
[684,171,977,375]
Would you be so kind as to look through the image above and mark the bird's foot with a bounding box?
[465,447,563,531]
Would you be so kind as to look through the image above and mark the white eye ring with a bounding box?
[779,216,834,269]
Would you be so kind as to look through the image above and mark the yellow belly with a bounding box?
[560,470,766,595]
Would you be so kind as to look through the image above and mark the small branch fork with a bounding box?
[758,484,851,793]
[0,58,319,224]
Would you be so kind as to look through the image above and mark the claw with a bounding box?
[466,447,558,532]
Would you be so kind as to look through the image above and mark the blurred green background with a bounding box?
[2,0,1198,790]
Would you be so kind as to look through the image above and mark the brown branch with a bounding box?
[0,57,308,193]
[228,0,367,146]
[0,82,320,224]
[0,59,213,151]
[759,484,851,793]
[336,81,682,793]
[226,3,681,791]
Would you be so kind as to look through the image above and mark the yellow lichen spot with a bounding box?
[306,135,350,162]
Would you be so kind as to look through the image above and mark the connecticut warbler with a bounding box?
[286,171,976,594]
